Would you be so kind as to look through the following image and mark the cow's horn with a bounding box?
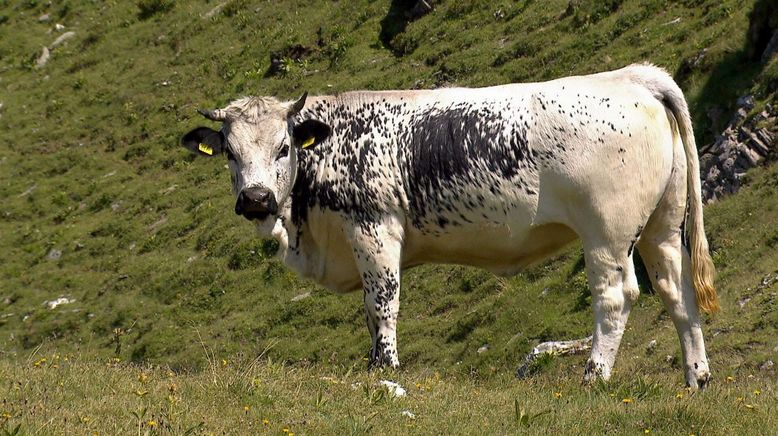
[289,91,308,115]
[197,108,227,121]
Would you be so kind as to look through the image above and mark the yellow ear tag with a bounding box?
[198,143,214,155]
[301,137,315,149]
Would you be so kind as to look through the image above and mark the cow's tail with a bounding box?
[630,64,719,313]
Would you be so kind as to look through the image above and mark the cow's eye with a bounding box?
[225,148,237,161]
[278,143,289,159]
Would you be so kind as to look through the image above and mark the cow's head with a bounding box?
[181,93,330,228]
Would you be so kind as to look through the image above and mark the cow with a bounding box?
[181,64,719,388]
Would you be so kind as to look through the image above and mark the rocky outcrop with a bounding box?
[699,98,776,203]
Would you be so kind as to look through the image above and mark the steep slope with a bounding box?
[0,0,775,380]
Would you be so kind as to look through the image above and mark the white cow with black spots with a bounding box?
[181,64,719,388]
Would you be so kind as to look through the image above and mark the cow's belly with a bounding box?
[403,221,578,276]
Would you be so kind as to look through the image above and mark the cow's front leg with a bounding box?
[582,247,638,384]
[347,219,404,369]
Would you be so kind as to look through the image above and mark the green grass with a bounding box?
[2,353,775,435]
[0,0,777,433]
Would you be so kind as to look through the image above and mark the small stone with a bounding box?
[477,344,489,354]
[646,339,657,352]
[36,46,50,68]
[736,95,755,110]
[379,380,406,398]
[38,13,50,22]
[737,297,751,308]
[291,292,311,302]
[749,135,770,156]
[50,31,76,49]
[54,23,65,31]
[202,1,227,19]
[47,248,62,261]
[706,165,720,184]
[401,410,416,419]
[44,297,74,309]
[760,360,774,371]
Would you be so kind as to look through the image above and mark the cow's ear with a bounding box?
[181,127,225,157]
[292,119,331,149]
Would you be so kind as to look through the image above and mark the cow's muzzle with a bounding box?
[235,186,277,221]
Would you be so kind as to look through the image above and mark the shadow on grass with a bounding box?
[676,0,776,143]
[379,0,433,56]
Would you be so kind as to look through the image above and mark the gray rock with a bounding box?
[47,249,62,261]
[760,360,774,371]
[202,2,227,19]
[477,344,489,354]
[50,31,76,49]
[291,292,311,302]
[38,13,50,22]
[737,95,755,110]
[35,47,50,68]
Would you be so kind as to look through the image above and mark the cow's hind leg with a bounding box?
[637,227,711,389]
[581,243,640,383]
[347,219,404,369]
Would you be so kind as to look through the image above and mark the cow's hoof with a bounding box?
[367,352,399,371]
[582,359,609,385]
[686,371,712,390]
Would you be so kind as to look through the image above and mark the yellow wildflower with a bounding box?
[553,392,562,399]
[138,372,148,383]
[675,392,684,399]
[644,429,651,434]
[244,406,250,413]
[622,398,633,404]
[283,428,290,433]
[134,389,148,397]
[263,418,269,425]
[736,396,745,402]
[147,420,157,427]
[221,359,228,366]
[726,376,734,383]
[754,389,761,395]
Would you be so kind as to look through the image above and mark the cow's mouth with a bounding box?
[243,211,271,221]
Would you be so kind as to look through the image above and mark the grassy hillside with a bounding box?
[0,0,776,433]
